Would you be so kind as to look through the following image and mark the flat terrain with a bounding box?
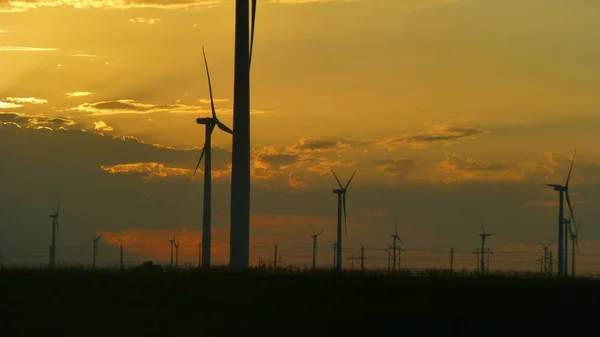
[0,269,597,336]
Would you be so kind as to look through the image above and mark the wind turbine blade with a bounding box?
[216,120,233,135]
[56,217,59,234]
[565,191,577,230]
[575,237,580,255]
[565,149,576,187]
[249,0,257,69]
[202,46,218,120]
[317,230,323,236]
[330,169,343,189]
[193,144,208,175]
[311,227,316,236]
[343,193,347,236]
[344,170,356,189]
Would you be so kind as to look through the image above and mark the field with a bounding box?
[1,265,598,337]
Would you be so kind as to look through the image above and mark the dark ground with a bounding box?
[1,269,598,336]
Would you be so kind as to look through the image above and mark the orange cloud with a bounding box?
[100,162,192,180]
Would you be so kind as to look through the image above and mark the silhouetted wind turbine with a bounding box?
[310,227,323,270]
[479,221,493,274]
[169,229,175,269]
[193,47,233,269]
[92,233,103,269]
[331,169,356,271]
[48,202,60,268]
[390,217,403,273]
[229,0,258,270]
[547,150,576,276]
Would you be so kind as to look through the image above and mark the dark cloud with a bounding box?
[378,125,488,150]
[0,112,77,129]
[372,158,419,178]
[259,153,300,169]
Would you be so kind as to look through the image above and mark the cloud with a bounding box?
[0,112,76,129]
[66,92,92,98]
[377,125,488,150]
[129,17,161,24]
[268,0,363,3]
[93,120,113,132]
[288,137,354,153]
[0,46,57,51]
[0,102,22,109]
[4,97,48,104]
[69,53,97,58]
[101,162,193,180]
[70,99,204,116]
[0,0,220,12]
[372,158,419,179]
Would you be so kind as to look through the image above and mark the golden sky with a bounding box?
[1,0,600,272]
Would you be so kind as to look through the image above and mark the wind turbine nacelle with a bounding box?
[196,117,214,125]
[333,189,343,194]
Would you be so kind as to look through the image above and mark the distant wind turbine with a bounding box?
[390,217,403,273]
[48,202,60,268]
[193,46,233,269]
[331,169,356,271]
[479,221,493,274]
[547,150,576,276]
[169,229,176,269]
[92,233,103,269]
[310,227,324,270]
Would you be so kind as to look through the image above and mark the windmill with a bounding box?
[174,240,181,270]
[193,46,233,270]
[310,227,324,270]
[390,217,403,273]
[229,0,259,271]
[547,150,576,276]
[331,169,356,271]
[92,233,103,269]
[48,203,60,268]
[169,230,176,269]
[479,221,493,275]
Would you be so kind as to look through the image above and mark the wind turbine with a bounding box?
[310,227,324,270]
[331,169,356,271]
[169,230,175,269]
[174,240,181,270]
[479,221,493,274]
[390,217,403,273]
[229,0,259,271]
[92,233,103,269]
[48,203,60,268]
[547,150,576,276]
[193,46,233,269]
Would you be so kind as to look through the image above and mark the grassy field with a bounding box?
[0,265,597,336]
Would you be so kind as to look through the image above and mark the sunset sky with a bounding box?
[1,0,600,273]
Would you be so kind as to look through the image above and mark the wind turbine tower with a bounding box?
[331,169,356,272]
[92,233,103,269]
[310,228,323,270]
[169,231,175,269]
[194,47,233,269]
[229,0,258,270]
[479,222,493,275]
[390,217,403,273]
[547,150,576,276]
[48,203,60,268]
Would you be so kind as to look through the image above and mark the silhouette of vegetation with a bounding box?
[0,265,598,336]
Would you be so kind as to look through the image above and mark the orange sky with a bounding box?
[1,0,600,274]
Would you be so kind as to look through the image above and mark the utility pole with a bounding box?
[473,248,480,273]
[120,243,124,271]
[360,246,365,272]
[273,244,278,271]
[450,248,454,275]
